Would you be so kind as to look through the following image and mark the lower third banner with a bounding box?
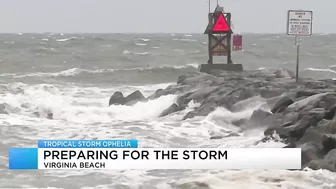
[9,148,302,170]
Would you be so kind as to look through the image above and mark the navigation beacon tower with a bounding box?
[198,3,243,73]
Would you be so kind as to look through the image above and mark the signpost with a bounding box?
[287,10,313,82]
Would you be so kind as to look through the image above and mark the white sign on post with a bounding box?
[287,10,313,36]
[286,10,313,83]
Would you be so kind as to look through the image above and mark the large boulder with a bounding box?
[184,87,219,103]
[159,103,184,117]
[285,93,329,113]
[281,114,323,140]
[308,149,336,172]
[124,90,146,105]
[271,96,294,113]
[109,90,146,106]
[322,149,336,171]
[109,91,125,106]
[182,100,217,120]
[316,119,336,134]
[147,89,164,100]
[296,90,318,99]
[322,134,336,153]
[248,109,272,126]
[300,142,324,168]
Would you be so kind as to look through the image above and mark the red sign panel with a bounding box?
[212,14,230,32]
[233,35,242,51]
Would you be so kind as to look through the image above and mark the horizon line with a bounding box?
[0,32,333,35]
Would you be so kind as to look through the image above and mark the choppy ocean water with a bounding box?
[0,33,336,189]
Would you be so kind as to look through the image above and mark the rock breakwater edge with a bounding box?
[109,69,336,172]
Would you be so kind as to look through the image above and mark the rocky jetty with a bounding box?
[109,69,336,172]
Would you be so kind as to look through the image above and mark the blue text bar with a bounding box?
[9,148,38,170]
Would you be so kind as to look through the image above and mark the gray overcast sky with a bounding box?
[0,0,333,33]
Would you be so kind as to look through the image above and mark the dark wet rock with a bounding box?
[286,93,329,113]
[248,109,272,126]
[177,72,216,86]
[109,91,125,106]
[296,90,318,98]
[149,85,190,100]
[296,127,323,146]
[308,149,336,172]
[176,92,194,107]
[147,89,164,100]
[259,88,286,99]
[124,90,146,105]
[266,95,286,109]
[322,134,336,153]
[283,115,322,140]
[182,100,217,120]
[231,119,246,127]
[316,93,336,110]
[265,108,329,141]
[271,96,294,113]
[226,133,240,137]
[159,103,184,117]
[316,119,336,134]
[262,114,288,134]
[297,108,326,125]
[217,95,240,110]
[210,135,224,140]
[323,149,336,171]
[182,111,198,120]
[300,142,324,168]
[238,87,257,100]
[185,87,219,103]
[325,105,336,119]
[109,90,146,106]
[175,87,219,108]
[0,103,7,114]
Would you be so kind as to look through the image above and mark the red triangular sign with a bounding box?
[212,14,230,32]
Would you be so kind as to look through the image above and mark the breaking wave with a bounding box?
[0,64,199,78]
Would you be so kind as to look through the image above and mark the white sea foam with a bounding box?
[305,67,336,74]
[56,37,76,42]
[135,43,147,46]
[136,38,150,42]
[173,38,197,42]
[123,50,150,55]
